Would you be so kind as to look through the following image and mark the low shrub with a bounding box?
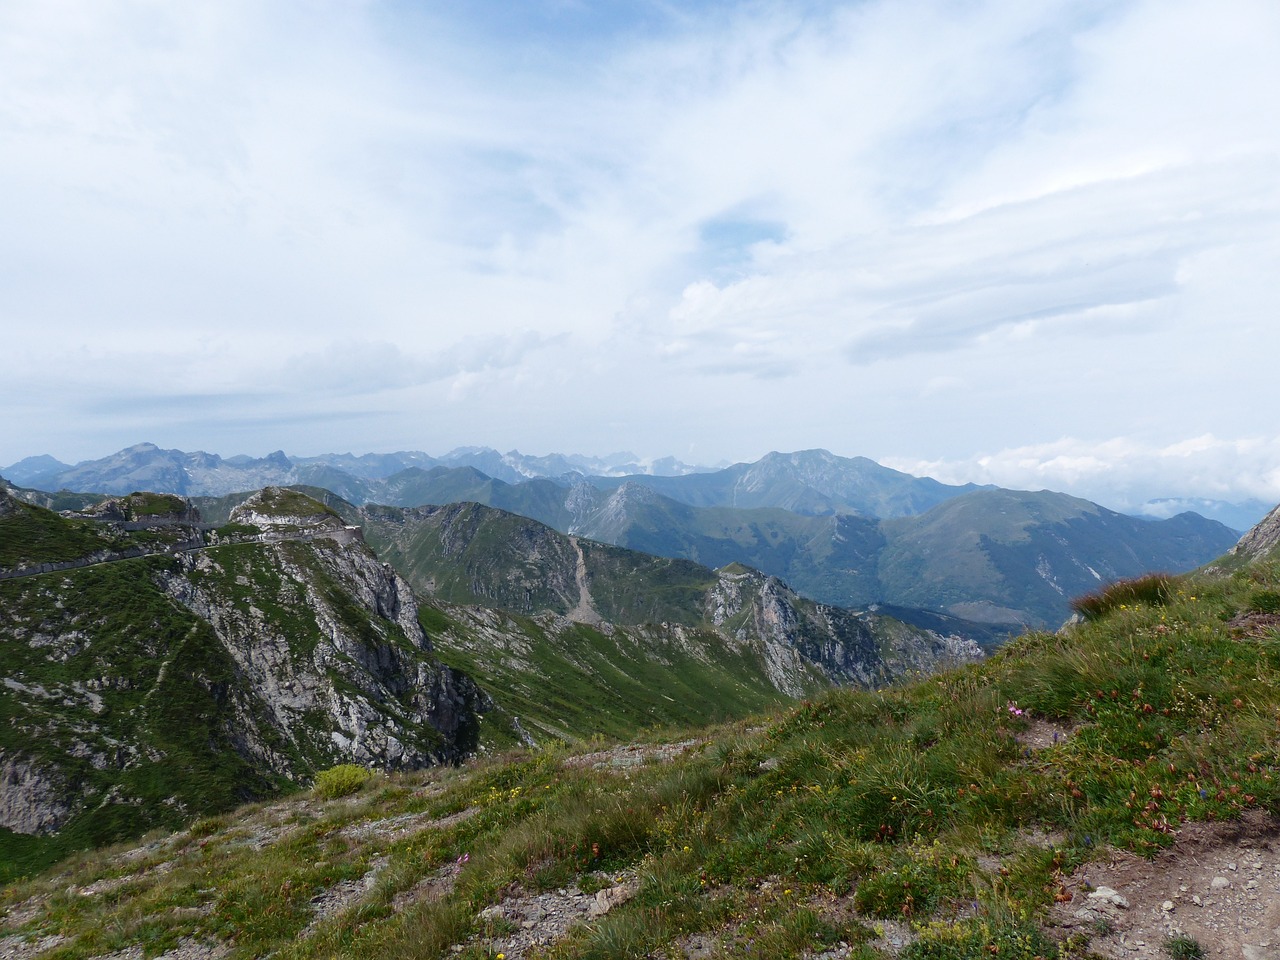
[902,918,1055,959]
[1071,574,1176,621]
[1164,934,1206,959]
[312,764,374,799]
[1247,589,1280,614]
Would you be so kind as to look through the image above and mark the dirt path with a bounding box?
[1051,809,1280,958]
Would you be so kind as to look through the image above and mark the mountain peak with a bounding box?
[230,486,345,531]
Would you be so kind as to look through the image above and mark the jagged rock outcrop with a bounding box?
[0,756,73,835]
[1228,502,1280,562]
[707,565,983,693]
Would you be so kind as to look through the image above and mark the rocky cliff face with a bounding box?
[1228,502,1280,562]
[706,565,983,694]
[0,490,487,861]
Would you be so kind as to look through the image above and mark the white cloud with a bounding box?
[884,435,1280,512]
[1,0,1279,510]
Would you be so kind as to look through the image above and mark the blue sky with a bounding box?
[2,0,1279,513]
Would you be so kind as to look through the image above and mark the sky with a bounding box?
[2,0,1279,514]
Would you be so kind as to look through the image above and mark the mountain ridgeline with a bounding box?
[293,480,1235,630]
[13,443,1240,628]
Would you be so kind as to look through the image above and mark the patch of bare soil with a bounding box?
[338,805,479,843]
[1015,719,1078,751]
[303,856,388,935]
[1051,809,1280,958]
[0,933,66,960]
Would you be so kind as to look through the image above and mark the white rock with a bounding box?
[1087,886,1129,909]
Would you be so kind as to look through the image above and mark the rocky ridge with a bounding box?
[1228,501,1280,563]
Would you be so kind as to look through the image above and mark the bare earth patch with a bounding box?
[1228,612,1280,641]
[0,933,66,960]
[338,804,479,843]
[1015,718,1078,750]
[1051,809,1280,958]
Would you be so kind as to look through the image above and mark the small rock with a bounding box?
[479,905,504,921]
[1211,876,1232,891]
[588,890,612,917]
[1087,886,1129,909]
[1229,862,1238,871]
[1162,901,1175,912]
[1192,895,1203,906]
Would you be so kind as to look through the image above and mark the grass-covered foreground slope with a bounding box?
[4,536,1280,957]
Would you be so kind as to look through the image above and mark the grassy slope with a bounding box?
[420,601,797,747]
[358,502,718,627]
[0,496,122,568]
[4,556,1279,957]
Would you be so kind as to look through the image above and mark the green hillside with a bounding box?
[358,501,716,626]
[3,538,1278,957]
[355,499,986,726]
[419,601,800,746]
[581,487,1237,628]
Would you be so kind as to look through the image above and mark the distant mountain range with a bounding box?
[3,443,1247,628]
[1,442,715,494]
[5,443,991,518]
[207,482,1233,631]
[9,443,1270,531]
